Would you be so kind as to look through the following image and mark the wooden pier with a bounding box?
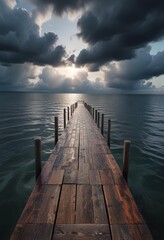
[11,102,153,239]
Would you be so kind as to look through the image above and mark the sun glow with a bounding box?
[58,66,81,78]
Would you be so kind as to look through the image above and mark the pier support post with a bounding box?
[71,105,72,116]
[101,114,104,135]
[108,119,111,148]
[98,112,100,128]
[122,140,131,182]
[93,108,94,119]
[64,108,66,128]
[95,110,97,123]
[55,116,58,145]
[67,107,69,122]
[35,137,41,181]
[90,106,92,115]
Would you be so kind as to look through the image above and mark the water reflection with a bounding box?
[0,93,163,240]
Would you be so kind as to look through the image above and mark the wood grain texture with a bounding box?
[11,224,53,240]
[103,185,144,224]
[92,186,108,223]
[63,169,78,184]
[76,185,94,223]
[53,224,111,240]
[111,224,153,240]
[19,185,61,224]
[99,169,114,185]
[48,170,64,184]
[56,185,76,224]
[89,170,101,185]
[11,102,153,240]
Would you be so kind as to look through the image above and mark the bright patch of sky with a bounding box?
[41,16,87,55]
[16,0,34,11]
[150,39,164,55]
[0,0,164,93]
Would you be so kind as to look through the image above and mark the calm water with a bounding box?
[0,92,164,240]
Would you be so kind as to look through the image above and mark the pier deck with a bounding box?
[11,103,153,239]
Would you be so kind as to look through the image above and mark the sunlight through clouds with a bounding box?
[0,0,164,92]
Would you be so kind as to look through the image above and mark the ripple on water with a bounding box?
[0,93,164,240]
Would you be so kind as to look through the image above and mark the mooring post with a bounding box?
[101,114,104,135]
[67,106,69,122]
[122,140,131,182]
[90,106,92,115]
[35,137,41,181]
[108,119,111,148]
[95,110,97,123]
[98,112,100,128]
[55,116,58,145]
[71,105,73,116]
[64,108,66,128]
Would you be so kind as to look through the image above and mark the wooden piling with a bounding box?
[108,119,111,148]
[71,105,72,116]
[101,114,104,135]
[98,112,100,128]
[12,103,153,240]
[122,140,131,182]
[90,106,92,115]
[55,116,58,145]
[95,110,97,123]
[67,107,69,122]
[64,108,66,128]
[93,108,94,119]
[35,137,41,180]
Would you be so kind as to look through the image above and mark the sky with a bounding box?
[0,0,164,93]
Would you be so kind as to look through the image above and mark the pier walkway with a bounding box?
[11,102,153,239]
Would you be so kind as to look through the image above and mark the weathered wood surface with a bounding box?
[11,103,153,240]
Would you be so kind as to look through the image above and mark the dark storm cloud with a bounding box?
[29,0,91,16]
[0,1,65,66]
[104,46,164,89]
[76,0,164,68]
[0,63,37,91]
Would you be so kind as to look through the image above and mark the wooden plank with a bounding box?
[79,155,90,172]
[76,185,94,223]
[63,170,78,184]
[53,150,64,169]
[11,103,153,240]
[19,185,61,224]
[105,154,127,185]
[78,169,89,184]
[98,154,111,169]
[48,170,64,184]
[37,161,54,185]
[53,224,111,240]
[111,224,153,240]
[92,186,108,223]
[62,147,78,170]
[106,154,122,172]
[99,169,114,185]
[103,185,144,224]
[112,169,127,186]
[11,224,53,240]
[56,185,76,224]
[89,170,101,185]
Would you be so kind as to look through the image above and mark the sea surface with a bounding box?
[0,92,163,240]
